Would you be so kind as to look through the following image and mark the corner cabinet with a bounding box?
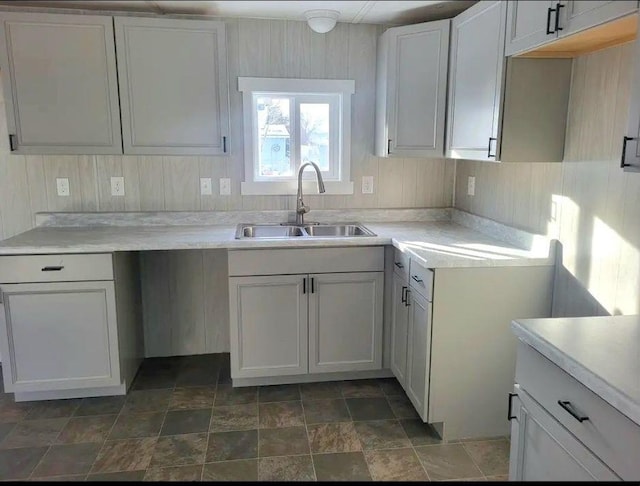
[375,19,449,158]
[0,253,143,401]
[114,17,230,155]
[228,248,384,384]
[0,12,122,154]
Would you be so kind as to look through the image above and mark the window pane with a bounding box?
[300,103,330,171]
[256,97,292,177]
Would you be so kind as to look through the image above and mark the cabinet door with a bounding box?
[308,272,383,373]
[509,386,620,481]
[0,12,122,154]
[446,1,507,161]
[229,275,307,378]
[115,17,230,155]
[390,272,409,386]
[0,282,120,393]
[560,1,638,37]
[505,1,558,56]
[405,289,432,421]
[623,25,640,172]
[383,20,449,157]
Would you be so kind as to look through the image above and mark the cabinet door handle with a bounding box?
[8,134,16,152]
[411,275,423,284]
[546,6,556,34]
[555,3,564,32]
[387,139,392,155]
[401,286,407,303]
[508,393,518,421]
[311,277,315,294]
[487,137,497,158]
[303,277,306,294]
[41,266,64,272]
[405,289,410,306]
[621,136,637,168]
[394,261,404,269]
[557,400,589,423]
[222,136,228,153]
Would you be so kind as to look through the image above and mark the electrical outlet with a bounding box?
[56,178,70,197]
[200,177,212,196]
[219,178,231,196]
[467,176,475,196]
[111,176,125,197]
[362,176,374,194]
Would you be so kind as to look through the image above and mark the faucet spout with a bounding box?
[296,161,326,225]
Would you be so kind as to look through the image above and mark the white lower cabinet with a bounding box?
[228,275,308,378]
[0,253,143,400]
[390,272,409,385]
[228,247,385,383]
[509,385,620,481]
[405,288,432,419]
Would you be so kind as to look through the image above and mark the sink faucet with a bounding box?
[296,161,326,225]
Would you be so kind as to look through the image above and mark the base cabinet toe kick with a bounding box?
[0,253,144,401]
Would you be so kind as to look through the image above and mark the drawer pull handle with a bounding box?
[41,266,64,272]
[508,393,517,421]
[558,400,589,423]
[394,262,404,269]
[411,275,423,284]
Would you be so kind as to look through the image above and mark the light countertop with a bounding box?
[512,315,640,426]
[0,216,554,269]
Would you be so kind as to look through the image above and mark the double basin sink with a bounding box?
[236,223,376,239]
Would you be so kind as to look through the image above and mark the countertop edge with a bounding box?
[511,320,640,426]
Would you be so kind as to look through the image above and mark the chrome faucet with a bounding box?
[296,161,326,225]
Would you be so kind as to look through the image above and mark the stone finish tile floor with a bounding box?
[0,355,510,481]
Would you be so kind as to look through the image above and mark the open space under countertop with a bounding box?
[512,315,640,426]
[0,209,554,269]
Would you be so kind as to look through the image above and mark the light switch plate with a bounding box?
[111,176,125,196]
[467,176,475,196]
[362,176,374,194]
[56,178,70,197]
[200,177,212,196]
[220,178,231,196]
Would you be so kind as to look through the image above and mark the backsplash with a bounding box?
[455,42,640,318]
[0,18,454,241]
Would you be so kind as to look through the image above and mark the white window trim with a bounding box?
[239,77,355,196]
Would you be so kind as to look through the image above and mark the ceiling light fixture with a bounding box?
[304,9,340,34]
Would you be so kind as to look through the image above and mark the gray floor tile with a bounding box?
[56,415,116,444]
[87,470,146,481]
[206,429,258,462]
[0,397,32,423]
[25,399,80,419]
[377,378,405,397]
[0,423,15,443]
[303,398,351,424]
[258,384,300,403]
[399,418,442,445]
[258,455,315,481]
[313,451,372,481]
[463,439,510,476]
[122,389,172,414]
[214,384,257,406]
[345,397,394,421]
[0,446,48,480]
[364,448,428,481]
[202,459,258,481]
[109,412,164,439]
[340,379,384,398]
[258,426,310,457]
[74,396,125,417]
[175,365,218,387]
[169,386,216,410]
[91,438,157,473]
[161,409,212,436]
[29,473,87,481]
[259,401,304,428]
[0,418,67,449]
[388,394,420,419]
[131,369,177,391]
[307,422,361,453]
[209,404,257,432]
[300,381,342,401]
[414,443,483,480]
[143,464,203,481]
[32,443,102,478]
[353,419,411,450]
[149,433,208,467]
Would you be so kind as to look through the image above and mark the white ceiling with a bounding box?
[0,1,477,25]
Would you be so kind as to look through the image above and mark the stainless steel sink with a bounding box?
[235,223,376,239]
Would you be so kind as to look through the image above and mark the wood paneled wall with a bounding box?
[0,18,454,243]
[455,42,640,318]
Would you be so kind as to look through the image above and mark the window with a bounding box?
[239,77,355,195]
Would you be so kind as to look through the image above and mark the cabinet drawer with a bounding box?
[516,342,640,481]
[228,247,384,276]
[0,254,113,283]
[392,248,410,279]
[408,260,433,301]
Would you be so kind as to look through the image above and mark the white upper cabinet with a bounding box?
[559,1,638,37]
[0,12,122,154]
[114,17,230,155]
[505,1,558,56]
[375,19,449,158]
[446,1,507,161]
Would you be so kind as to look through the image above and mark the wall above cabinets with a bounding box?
[0,12,230,155]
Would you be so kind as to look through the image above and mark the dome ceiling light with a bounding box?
[304,9,340,34]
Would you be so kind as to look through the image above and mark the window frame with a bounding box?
[239,77,355,196]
